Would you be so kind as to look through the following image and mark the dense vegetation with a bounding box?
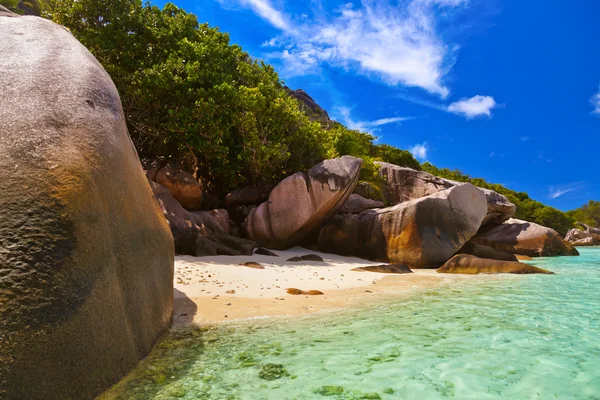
[1,0,596,232]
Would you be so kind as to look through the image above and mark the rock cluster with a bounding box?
[565,222,600,246]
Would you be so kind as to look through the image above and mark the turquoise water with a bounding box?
[103,248,600,399]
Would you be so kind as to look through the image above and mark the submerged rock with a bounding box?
[352,264,413,274]
[472,218,579,257]
[258,363,289,380]
[318,183,488,267]
[438,254,554,274]
[0,11,174,400]
[245,156,362,249]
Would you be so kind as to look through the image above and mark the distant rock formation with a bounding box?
[376,162,516,228]
[574,222,600,243]
[245,156,362,249]
[565,228,595,246]
[0,11,174,400]
[472,219,579,257]
[285,87,332,126]
[318,183,488,267]
[438,255,554,274]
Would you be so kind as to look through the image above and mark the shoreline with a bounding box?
[172,247,499,325]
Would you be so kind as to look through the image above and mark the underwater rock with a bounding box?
[258,363,289,380]
[437,254,555,274]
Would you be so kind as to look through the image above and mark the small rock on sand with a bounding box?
[287,254,325,262]
[239,262,265,269]
[286,288,325,295]
[254,247,279,257]
[352,264,413,274]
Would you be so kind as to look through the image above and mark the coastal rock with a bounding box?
[254,247,279,257]
[245,156,362,249]
[150,180,255,256]
[0,12,174,400]
[565,228,595,246]
[376,162,516,227]
[458,241,518,262]
[472,218,579,257]
[287,254,325,262]
[155,163,203,211]
[352,264,413,274]
[318,183,488,267]
[193,209,231,235]
[339,194,385,214]
[239,262,265,269]
[574,222,600,243]
[224,185,273,207]
[286,288,325,295]
[437,255,554,274]
[228,204,257,225]
[354,181,387,202]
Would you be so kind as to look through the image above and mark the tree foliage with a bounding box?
[567,201,600,228]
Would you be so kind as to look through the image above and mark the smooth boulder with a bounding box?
[565,228,595,246]
[376,162,516,227]
[458,241,518,262]
[0,11,174,400]
[318,183,488,267]
[150,181,254,256]
[339,193,384,214]
[245,156,362,249]
[472,218,579,257]
[438,255,554,274]
[352,264,413,274]
[155,163,203,211]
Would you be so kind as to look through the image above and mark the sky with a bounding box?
[156,0,600,211]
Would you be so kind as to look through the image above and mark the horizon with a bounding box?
[154,0,599,212]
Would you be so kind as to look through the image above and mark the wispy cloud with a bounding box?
[548,182,586,199]
[536,151,554,163]
[591,83,600,116]
[410,142,429,160]
[447,95,497,118]
[334,106,412,132]
[520,136,530,141]
[217,0,292,31]
[233,0,477,97]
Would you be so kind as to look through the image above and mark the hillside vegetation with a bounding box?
[1,0,594,233]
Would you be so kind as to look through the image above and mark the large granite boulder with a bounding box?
[376,162,516,227]
[339,193,384,214]
[458,241,518,262]
[575,222,600,243]
[244,156,362,249]
[0,11,174,400]
[317,183,488,267]
[438,255,554,274]
[155,163,203,211]
[565,228,595,246]
[150,181,254,256]
[472,218,579,257]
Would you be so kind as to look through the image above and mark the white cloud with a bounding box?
[335,106,411,132]
[447,95,497,118]
[229,0,474,97]
[548,182,585,199]
[520,136,530,141]
[591,84,600,116]
[410,142,429,160]
[217,0,291,31]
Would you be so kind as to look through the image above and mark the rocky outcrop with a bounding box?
[224,185,273,207]
[0,12,174,400]
[352,264,413,274]
[438,255,554,274]
[244,156,362,249]
[353,181,387,202]
[458,241,518,262]
[318,183,488,267]
[285,87,331,126]
[472,218,579,257]
[339,194,384,214]
[151,181,254,256]
[155,163,203,211]
[565,228,595,246]
[193,209,231,235]
[376,162,516,228]
[574,222,600,243]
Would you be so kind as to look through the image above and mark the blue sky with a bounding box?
[157,0,599,211]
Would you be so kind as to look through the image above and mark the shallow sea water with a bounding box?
[102,248,600,400]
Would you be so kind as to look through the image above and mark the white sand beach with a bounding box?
[172,247,482,325]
